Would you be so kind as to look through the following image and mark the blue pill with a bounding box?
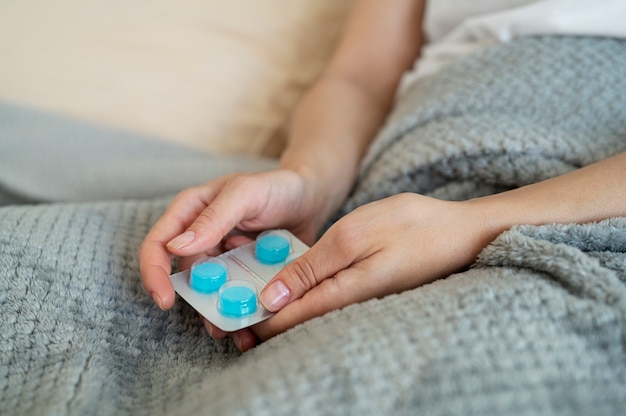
[256,234,290,264]
[190,262,227,293]
[219,285,257,317]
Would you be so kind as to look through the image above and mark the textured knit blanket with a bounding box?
[2,36,626,416]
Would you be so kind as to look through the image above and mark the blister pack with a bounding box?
[169,230,309,331]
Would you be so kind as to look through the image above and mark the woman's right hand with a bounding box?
[138,168,325,312]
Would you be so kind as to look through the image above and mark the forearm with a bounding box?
[279,0,425,226]
[474,151,626,242]
[278,75,389,224]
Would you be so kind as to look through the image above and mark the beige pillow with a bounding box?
[0,0,353,157]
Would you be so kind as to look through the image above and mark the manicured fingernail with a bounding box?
[167,230,196,249]
[151,293,165,311]
[260,280,290,312]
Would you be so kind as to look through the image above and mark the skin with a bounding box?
[138,0,626,352]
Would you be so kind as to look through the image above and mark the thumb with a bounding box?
[166,182,256,256]
[259,233,354,312]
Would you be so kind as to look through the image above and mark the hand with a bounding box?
[248,151,626,347]
[202,152,626,351]
[138,169,326,315]
[245,193,498,343]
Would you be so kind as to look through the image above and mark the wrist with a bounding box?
[277,160,350,232]
[468,153,626,233]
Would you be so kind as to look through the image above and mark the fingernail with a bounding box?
[151,293,165,311]
[167,230,196,250]
[260,280,290,312]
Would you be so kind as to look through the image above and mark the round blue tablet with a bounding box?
[219,284,257,317]
[190,262,227,293]
[255,234,290,264]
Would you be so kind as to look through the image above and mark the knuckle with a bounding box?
[194,206,218,227]
[287,254,320,294]
[192,206,227,234]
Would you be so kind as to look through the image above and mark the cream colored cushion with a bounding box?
[0,0,353,156]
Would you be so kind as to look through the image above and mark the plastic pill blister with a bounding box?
[169,230,308,332]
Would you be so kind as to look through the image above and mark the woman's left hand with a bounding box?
[206,192,498,351]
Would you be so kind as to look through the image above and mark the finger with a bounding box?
[202,317,228,339]
[202,318,258,352]
[231,330,259,352]
[138,238,176,310]
[223,234,255,251]
[139,183,228,307]
[177,248,221,272]
[157,181,228,251]
[259,222,364,312]
[166,176,269,256]
[253,257,386,340]
[141,235,226,310]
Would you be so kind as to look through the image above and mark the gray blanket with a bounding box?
[1,36,626,415]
